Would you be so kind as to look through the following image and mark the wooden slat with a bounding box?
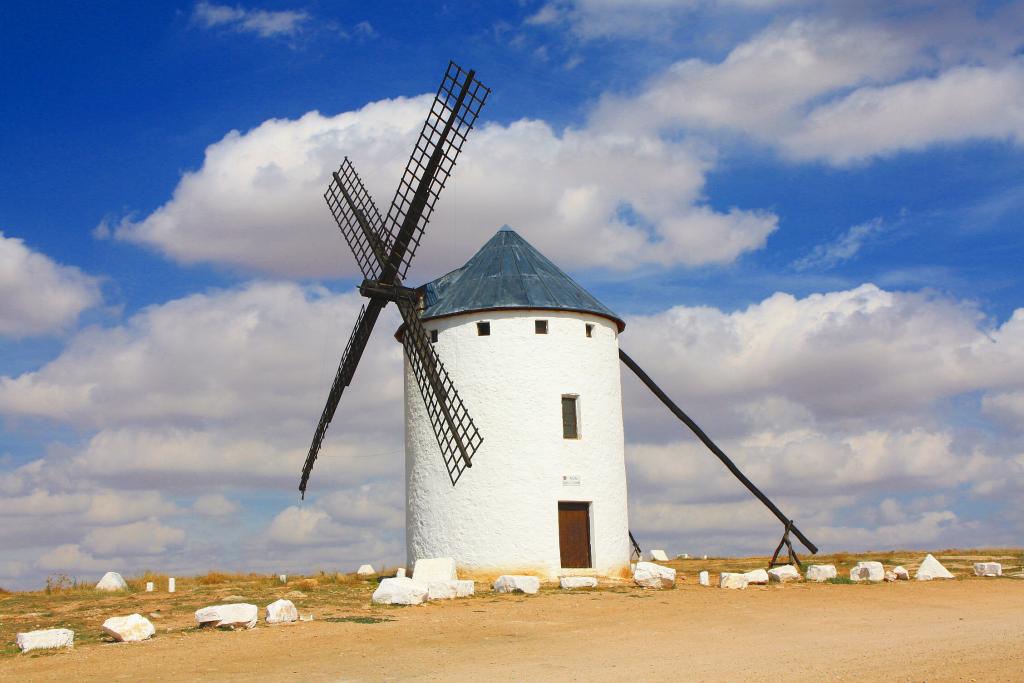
[558,502,592,568]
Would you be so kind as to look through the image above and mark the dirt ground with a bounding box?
[3,551,1022,681]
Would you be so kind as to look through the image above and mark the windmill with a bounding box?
[300,61,490,498]
[302,62,817,575]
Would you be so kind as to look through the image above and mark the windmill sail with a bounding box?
[300,62,489,496]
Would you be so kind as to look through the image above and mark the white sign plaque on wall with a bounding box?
[562,474,581,487]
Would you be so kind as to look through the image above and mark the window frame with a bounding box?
[535,319,549,335]
[476,321,490,336]
[561,394,580,440]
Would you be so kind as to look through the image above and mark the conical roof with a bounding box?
[418,226,624,331]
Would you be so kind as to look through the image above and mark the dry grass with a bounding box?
[1,549,1020,659]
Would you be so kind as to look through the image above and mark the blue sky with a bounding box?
[1,1,1023,588]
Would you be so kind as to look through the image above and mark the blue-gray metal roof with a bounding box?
[419,226,625,330]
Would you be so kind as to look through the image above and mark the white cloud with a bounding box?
[589,17,1024,165]
[36,544,113,573]
[193,493,240,517]
[83,518,186,556]
[0,231,101,337]
[621,284,1024,429]
[192,2,308,38]
[792,217,885,270]
[982,391,1024,430]
[784,60,1024,164]
[111,96,776,278]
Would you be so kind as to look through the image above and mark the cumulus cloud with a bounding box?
[589,16,1024,165]
[110,95,776,278]
[192,1,308,38]
[0,231,101,337]
[83,518,186,556]
[193,493,240,517]
[982,391,1024,430]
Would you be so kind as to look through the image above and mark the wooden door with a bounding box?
[558,502,592,568]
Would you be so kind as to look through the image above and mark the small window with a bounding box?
[585,323,594,338]
[535,320,548,335]
[429,329,438,343]
[561,395,579,439]
[477,321,490,336]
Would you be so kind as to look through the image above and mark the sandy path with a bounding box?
[5,580,1022,681]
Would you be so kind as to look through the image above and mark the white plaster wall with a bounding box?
[404,309,631,580]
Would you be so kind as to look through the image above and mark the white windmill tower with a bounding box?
[300,62,819,579]
[402,226,631,578]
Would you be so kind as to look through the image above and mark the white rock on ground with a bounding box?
[356,564,375,576]
[493,575,541,594]
[426,581,456,600]
[371,577,428,605]
[168,578,175,593]
[560,576,598,589]
[805,564,837,582]
[916,554,954,581]
[102,614,155,642]
[412,557,457,583]
[884,570,897,582]
[851,561,885,582]
[678,553,690,559]
[719,573,748,590]
[265,599,298,624]
[768,565,802,583]
[95,571,128,591]
[698,571,709,586]
[195,603,258,629]
[395,567,406,578]
[893,566,910,580]
[16,628,74,653]
[650,549,669,562]
[973,562,1002,577]
[146,582,154,592]
[633,562,676,589]
[742,569,769,585]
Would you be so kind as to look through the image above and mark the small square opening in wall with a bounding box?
[477,321,490,336]
[585,323,594,338]
[535,320,548,335]
[429,330,438,343]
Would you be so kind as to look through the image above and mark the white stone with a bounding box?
[805,564,837,582]
[396,567,406,578]
[719,573,748,590]
[371,577,428,605]
[742,568,769,585]
[560,576,598,589]
[893,566,910,580]
[698,570,709,586]
[493,575,541,594]
[884,570,897,582]
[279,574,287,583]
[650,549,669,562]
[95,571,128,591]
[194,603,258,629]
[16,628,74,652]
[851,561,884,582]
[973,562,1002,577]
[406,305,632,582]
[426,581,456,600]
[356,564,375,576]
[702,554,708,560]
[633,561,676,589]
[102,614,155,642]
[452,579,475,597]
[915,554,954,581]
[146,582,154,592]
[168,577,175,593]
[265,599,298,624]
[768,565,801,583]
[411,557,457,583]
[678,553,690,559]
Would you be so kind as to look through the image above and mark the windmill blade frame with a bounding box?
[299,62,489,496]
[379,61,490,283]
[300,299,385,497]
[324,157,390,281]
[397,298,483,485]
